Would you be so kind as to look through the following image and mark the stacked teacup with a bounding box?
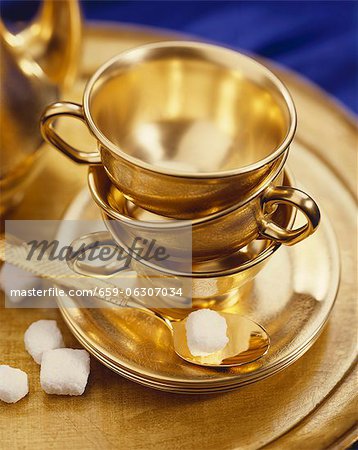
[41,41,320,313]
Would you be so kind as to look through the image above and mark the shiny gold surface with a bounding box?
[0,0,82,214]
[41,41,296,218]
[67,227,278,311]
[0,239,270,368]
[68,172,297,310]
[0,0,82,89]
[1,23,356,449]
[0,31,57,176]
[88,164,320,260]
[58,187,339,390]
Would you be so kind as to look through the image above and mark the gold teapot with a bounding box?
[0,0,82,215]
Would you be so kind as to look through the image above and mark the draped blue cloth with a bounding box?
[1,0,357,113]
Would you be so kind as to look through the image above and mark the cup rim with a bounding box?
[83,41,297,179]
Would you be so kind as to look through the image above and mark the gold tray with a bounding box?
[2,22,357,449]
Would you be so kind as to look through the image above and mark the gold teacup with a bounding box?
[68,197,294,311]
[41,41,296,218]
[87,165,320,262]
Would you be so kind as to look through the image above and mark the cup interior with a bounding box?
[86,42,293,175]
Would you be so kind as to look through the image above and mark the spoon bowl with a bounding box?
[136,303,270,367]
[169,312,270,367]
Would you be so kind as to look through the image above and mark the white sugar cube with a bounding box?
[40,349,90,396]
[185,309,229,356]
[24,320,64,364]
[0,365,29,403]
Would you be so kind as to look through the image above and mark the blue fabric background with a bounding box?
[1,0,357,113]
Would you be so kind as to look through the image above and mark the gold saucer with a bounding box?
[57,184,339,392]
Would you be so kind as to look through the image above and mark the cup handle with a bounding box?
[259,186,320,245]
[67,231,129,277]
[40,101,101,164]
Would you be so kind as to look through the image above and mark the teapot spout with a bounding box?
[0,0,82,89]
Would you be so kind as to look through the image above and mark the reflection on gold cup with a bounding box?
[41,41,297,218]
[68,171,304,313]
[88,165,320,263]
[68,224,286,314]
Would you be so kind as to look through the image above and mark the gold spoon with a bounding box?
[171,312,269,367]
[0,238,270,368]
[146,305,270,367]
